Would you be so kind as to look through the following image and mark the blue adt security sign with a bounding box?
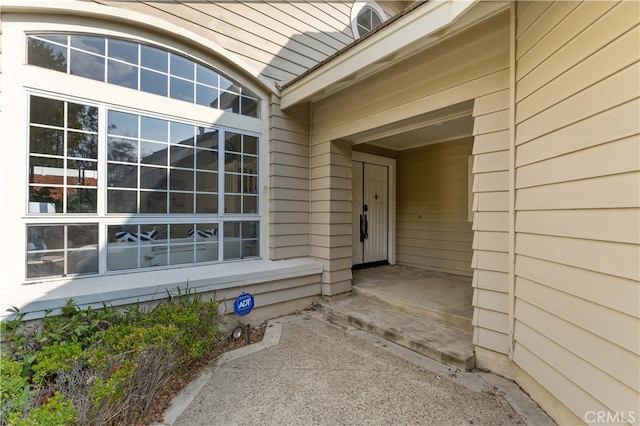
[233,293,254,316]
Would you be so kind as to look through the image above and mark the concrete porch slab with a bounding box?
[319,264,476,370]
[353,264,473,326]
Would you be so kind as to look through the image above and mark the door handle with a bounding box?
[360,214,368,242]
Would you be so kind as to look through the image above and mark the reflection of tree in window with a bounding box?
[28,34,259,118]
[29,96,99,213]
[27,38,67,72]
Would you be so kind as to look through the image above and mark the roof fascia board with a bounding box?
[1,1,278,96]
[281,0,506,110]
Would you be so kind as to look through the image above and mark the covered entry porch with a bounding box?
[283,2,512,370]
[319,264,475,370]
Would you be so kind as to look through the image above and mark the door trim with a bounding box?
[352,151,396,266]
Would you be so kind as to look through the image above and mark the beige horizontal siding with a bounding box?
[517,62,639,144]
[396,138,473,276]
[516,233,639,281]
[269,96,310,260]
[471,86,510,355]
[517,24,639,123]
[516,98,639,166]
[516,136,639,188]
[309,140,353,295]
[211,271,322,322]
[102,0,354,85]
[515,172,640,210]
[312,11,510,143]
[516,209,640,244]
[513,1,640,422]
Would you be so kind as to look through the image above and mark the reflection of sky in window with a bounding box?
[170,77,194,103]
[141,69,168,96]
[70,50,104,81]
[141,141,168,165]
[196,85,219,108]
[196,64,218,86]
[29,34,259,117]
[40,35,68,45]
[220,75,239,93]
[71,35,105,55]
[170,54,194,79]
[196,128,218,149]
[170,122,195,145]
[141,116,168,142]
[108,39,138,64]
[142,45,168,72]
[108,111,138,138]
[108,60,137,89]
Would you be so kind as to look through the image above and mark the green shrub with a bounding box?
[37,300,121,348]
[0,354,33,425]
[31,342,84,387]
[0,288,222,425]
[9,392,77,426]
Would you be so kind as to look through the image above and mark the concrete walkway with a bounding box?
[158,311,554,426]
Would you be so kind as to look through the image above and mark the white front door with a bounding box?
[352,160,388,267]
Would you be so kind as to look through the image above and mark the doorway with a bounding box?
[351,153,395,269]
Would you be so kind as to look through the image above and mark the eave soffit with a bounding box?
[280,0,510,110]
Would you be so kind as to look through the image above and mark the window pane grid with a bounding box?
[27,34,259,118]
[26,90,259,279]
[107,222,220,271]
[356,7,383,37]
[223,221,259,260]
[26,224,98,279]
[107,111,224,215]
[29,96,99,214]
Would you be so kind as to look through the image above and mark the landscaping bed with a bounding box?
[0,291,265,425]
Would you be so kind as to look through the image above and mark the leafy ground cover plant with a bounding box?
[1,289,223,425]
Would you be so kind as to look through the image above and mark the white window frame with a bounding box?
[350,1,387,39]
[3,17,269,284]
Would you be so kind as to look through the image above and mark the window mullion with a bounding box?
[98,105,108,274]
[218,129,225,261]
[63,104,69,214]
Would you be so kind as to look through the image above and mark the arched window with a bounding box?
[6,25,265,281]
[27,34,259,118]
[351,1,386,38]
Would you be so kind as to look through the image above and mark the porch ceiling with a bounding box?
[345,100,474,151]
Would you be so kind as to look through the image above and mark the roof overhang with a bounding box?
[280,0,510,110]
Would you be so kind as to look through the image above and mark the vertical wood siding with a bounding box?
[471,89,510,355]
[513,0,640,420]
[396,138,473,276]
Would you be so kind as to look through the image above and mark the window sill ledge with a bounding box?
[1,258,323,321]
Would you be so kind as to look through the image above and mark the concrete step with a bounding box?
[352,286,473,333]
[318,295,475,371]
